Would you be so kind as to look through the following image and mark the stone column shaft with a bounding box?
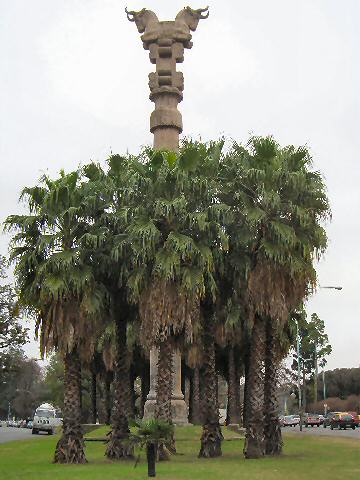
[143,348,188,425]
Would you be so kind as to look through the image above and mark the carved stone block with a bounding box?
[143,398,189,425]
[150,108,182,133]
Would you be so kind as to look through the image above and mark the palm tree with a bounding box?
[105,299,134,459]
[198,305,223,458]
[109,142,229,454]
[185,344,203,425]
[5,169,108,463]
[80,161,136,460]
[222,136,330,458]
[262,319,281,455]
[218,285,247,428]
[226,346,242,426]
[130,419,175,477]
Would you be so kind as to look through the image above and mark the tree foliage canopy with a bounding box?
[0,256,28,351]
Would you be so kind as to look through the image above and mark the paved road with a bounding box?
[283,425,360,440]
[1,423,359,444]
[0,426,49,444]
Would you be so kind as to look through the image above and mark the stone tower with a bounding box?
[126,6,209,424]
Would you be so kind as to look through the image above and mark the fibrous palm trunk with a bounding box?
[189,367,201,424]
[105,317,134,460]
[155,339,175,460]
[78,369,84,423]
[130,367,136,419]
[140,359,150,418]
[235,361,242,426]
[243,346,250,428]
[243,316,265,459]
[181,360,186,402]
[104,371,112,425]
[54,348,87,464]
[199,320,223,458]
[90,372,97,424]
[264,318,283,455]
[227,346,241,425]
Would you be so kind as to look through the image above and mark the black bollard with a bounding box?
[146,443,156,477]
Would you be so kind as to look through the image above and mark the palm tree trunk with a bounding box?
[90,372,97,424]
[227,346,241,425]
[129,366,136,419]
[264,318,283,455]
[199,320,223,458]
[235,360,243,427]
[243,315,265,459]
[155,339,175,460]
[243,346,250,428]
[155,340,173,421]
[181,359,186,402]
[140,359,150,418]
[104,372,112,425]
[105,317,134,460]
[78,368,85,423]
[54,348,86,464]
[189,367,201,424]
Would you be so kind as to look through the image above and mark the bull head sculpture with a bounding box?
[125,7,159,34]
[175,6,209,32]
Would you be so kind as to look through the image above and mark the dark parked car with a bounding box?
[348,412,360,427]
[323,412,344,428]
[330,414,355,430]
[304,414,321,427]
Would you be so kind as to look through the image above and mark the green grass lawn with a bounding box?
[0,426,359,480]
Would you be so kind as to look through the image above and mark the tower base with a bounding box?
[143,398,189,425]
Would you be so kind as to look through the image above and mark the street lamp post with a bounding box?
[319,286,342,290]
[296,319,303,431]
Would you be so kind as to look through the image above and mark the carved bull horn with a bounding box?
[125,6,146,22]
[196,6,210,18]
[186,5,210,19]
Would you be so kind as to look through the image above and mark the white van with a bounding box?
[32,403,62,435]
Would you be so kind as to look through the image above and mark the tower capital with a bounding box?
[126,6,209,150]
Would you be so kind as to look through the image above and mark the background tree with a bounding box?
[302,313,332,405]
[0,348,42,419]
[41,353,64,409]
[0,256,28,352]
[321,368,360,398]
[291,310,332,407]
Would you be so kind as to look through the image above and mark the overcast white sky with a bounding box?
[1,0,359,370]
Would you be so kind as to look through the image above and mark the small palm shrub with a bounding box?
[130,419,175,477]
